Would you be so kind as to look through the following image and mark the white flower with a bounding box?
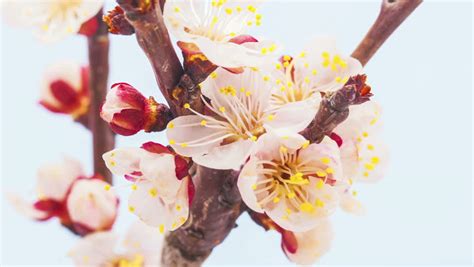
[103,142,192,233]
[67,179,119,232]
[333,101,389,215]
[164,0,277,69]
[268,37,362,119]
[1,0,103,42]
[283,219,334,265]
[238,133,342,232]
[8,157,83,220]
[69,220,163,266]
[166,68,314,170]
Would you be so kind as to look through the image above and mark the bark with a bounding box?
[352,0,423,66]
[88,11,115,183]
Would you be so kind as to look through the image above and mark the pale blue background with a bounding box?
[0,0,472,266]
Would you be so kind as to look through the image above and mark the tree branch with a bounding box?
[88,11,115,183]
[117,0,184,116]
[162,166,243,267]
[352,0,423,66]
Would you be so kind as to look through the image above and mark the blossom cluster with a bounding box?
[96,0,389,264]
[3,0,390,265]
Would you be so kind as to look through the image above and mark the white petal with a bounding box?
[139,152,181,202]
[265,101,316,135]
[123,220,164,265]
[167,115,226,158]
[128,178,189,231]
[285,219,334,265]
[36,157,83,201]
[192,139,254,170]
[6,193,49,220]
[237,158,265,213]
[294,36,362,93]
[103,148,144,179]
[195,37,275,68]
[69,231,118,266]
[67,179,118,230]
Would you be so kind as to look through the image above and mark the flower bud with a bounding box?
[40,62,90,118]
[101,83,172,136]
[66,179,118,235]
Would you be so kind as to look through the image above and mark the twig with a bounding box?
[117,0,184,116]
[352,0,423,66]
[88,11,114,183]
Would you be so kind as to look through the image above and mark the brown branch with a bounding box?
[162,166,244,267]
[88,11,115,183]
[117,0,184,116]
[352,0,423,66]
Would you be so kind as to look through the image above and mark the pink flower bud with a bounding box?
[40,62,90,118]
[66,179,119,235]
[101,83,172,136]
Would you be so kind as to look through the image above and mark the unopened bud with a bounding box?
[101,83,172,136]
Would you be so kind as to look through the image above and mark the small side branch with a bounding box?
[88,11,115,183]
[117,0,184,115]
[352,0,423,66]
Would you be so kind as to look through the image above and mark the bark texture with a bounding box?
[88,11,114,183]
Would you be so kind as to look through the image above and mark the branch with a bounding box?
[117,0,184,116]
[352,0,423,66]
[162,166,243,266]
[88,11,115,183]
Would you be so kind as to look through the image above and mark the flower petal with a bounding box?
[103,148,144,180]
[36,157,83,201]
[67,179,118,231]
[237,158,265,213]
[192,139,254,170]
[6,193,50,220]
[284,219,334,265]
[69,231,118,266]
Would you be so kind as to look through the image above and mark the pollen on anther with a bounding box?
[176,204,182,211]
[200,120,207,126]
[159,224,165,234]
[225,8,233,14]
[302,140,310,149]
[371,156,380,164]
[169,139,176,145]
[250,136,257,142]
[364,163,375,171]
[128,205,135,213]
[149,188,158,197]
[362,132,369,138]
[131,184,138,191]
[210,72,218,79]
[267,114,275,121]
[174,6,180,12]
[316,179,324,189]
[167,122,175,129]
[320,157,331,164]
[279,146,288,153]
[219,106,226,112]
[273,197,280,203]
[251,184,257,190]
[180,143,188,148]
[300,202,314,213]
[261,48,268,55]
[104,184,111,191]
[367,144,375,150]
[183,103,190,109]
[263,75,270,82]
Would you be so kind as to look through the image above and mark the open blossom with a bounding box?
[238,133,342,232]
[8,158,117,235]
[164,0,277,70]
[103,142,193,233]
[101,83,171,136]
[67,179,119,235]
[283,219,334,265]
[333,101,389,215]
[69,220,163,266]
[1,0,103,42]
[268,37,362,118]
[167,68,314,170]
[40,61,90,118]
